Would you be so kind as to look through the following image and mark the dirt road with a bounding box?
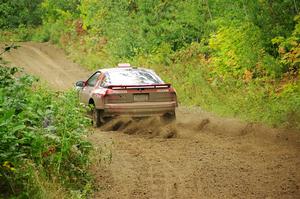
[3,42,300,199]
[2,42,89,90]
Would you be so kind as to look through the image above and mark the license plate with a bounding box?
[134,94,149,102]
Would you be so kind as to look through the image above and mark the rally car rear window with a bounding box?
[103,69,163,85]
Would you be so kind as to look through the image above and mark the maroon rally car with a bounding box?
[75,64,178,127]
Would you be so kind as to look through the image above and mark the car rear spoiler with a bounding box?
[106,84,171,90]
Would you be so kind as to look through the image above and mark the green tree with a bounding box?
[0,0,43,28]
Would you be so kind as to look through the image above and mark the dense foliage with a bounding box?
[0,1,299,127]
[0,46,92,198]
[0,0,42,28]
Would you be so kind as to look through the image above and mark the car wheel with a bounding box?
[161,111,176,123]
[92,107,103,127]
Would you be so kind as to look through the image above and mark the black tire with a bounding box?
[161,111,176,123]
[92,108,103,127]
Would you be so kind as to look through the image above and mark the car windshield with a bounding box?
[103,69,164,85]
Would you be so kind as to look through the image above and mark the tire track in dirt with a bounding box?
[89,114,300,199]
[2,42,300,199]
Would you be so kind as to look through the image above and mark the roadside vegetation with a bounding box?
[0,45,92,198]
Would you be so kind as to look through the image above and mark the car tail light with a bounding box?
[169,87,176,93]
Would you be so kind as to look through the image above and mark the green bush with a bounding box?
[272,15,300,73]
[208,22,281,79]
[0,0,43,29]
[0,63,92,198]
[0,27,37,42]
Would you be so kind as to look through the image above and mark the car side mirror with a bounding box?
[75,80,85,89]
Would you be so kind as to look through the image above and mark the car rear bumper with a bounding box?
[103,101,177,117]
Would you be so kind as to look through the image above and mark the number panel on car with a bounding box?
[133,94,149,102]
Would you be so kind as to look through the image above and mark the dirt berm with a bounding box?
[3,42,300,199]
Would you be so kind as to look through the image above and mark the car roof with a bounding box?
[97,67,155,73]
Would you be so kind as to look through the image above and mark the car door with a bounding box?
[80,71,101,104]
